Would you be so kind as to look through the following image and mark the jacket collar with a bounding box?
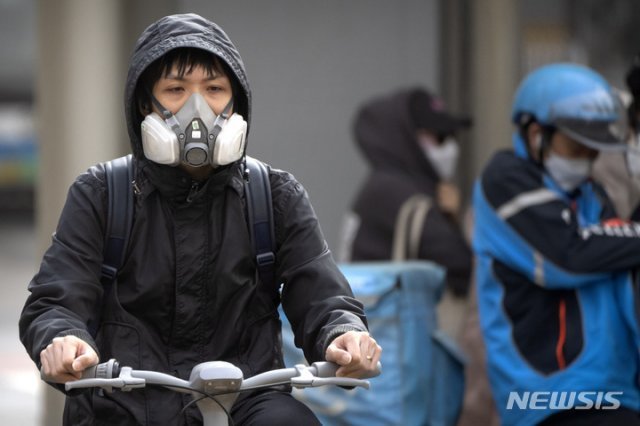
[134,158,245,204]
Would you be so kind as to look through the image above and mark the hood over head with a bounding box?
[354,87,471,183]
[124,13,251,159]
[353,89,422,173]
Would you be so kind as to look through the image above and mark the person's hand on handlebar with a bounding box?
[40,335,99,383]
[325,331,382,379]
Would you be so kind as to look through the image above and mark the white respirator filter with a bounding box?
[141,113,181,166]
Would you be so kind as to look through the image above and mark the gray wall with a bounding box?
[181,0,441,251]
[0,0,35,100]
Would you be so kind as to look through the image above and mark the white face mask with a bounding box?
[544,152,593,192]
[626,133,640,177]
[418,135,460,180]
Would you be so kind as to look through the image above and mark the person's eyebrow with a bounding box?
[164,71,220,81]
[164,73,184,80]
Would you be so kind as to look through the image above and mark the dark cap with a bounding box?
[626,53,640,98]
[408,88,472,135]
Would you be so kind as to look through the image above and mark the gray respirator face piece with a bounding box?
[140,93,247,167]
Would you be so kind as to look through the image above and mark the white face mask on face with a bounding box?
[544,151,593,192]
[417,135,460,181]
[626,133,640,177]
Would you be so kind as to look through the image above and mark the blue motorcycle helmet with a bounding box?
[512,63,628,151]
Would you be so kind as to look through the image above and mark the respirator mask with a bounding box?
[140,93,247,167]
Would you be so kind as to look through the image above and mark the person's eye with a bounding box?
[166,86,184,94]
[207,86,224,93]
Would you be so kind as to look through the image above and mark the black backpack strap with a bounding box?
[244,156,276,288]
[89,154,134,337]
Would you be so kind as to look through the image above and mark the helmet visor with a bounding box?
[550,89,629,151]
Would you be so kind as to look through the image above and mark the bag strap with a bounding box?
[91,155,275,337]
[391,194,432,261]
[244,156,276,288]
[90,154,134,337]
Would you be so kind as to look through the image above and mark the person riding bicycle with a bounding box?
[473,63,640,425]
[19,13,381,426]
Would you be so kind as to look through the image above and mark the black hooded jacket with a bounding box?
[347,89,472,295]
[19,13,367,425]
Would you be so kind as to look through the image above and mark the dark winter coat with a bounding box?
[19,13,367,425]
[346,89,472,295]
[473,134,640,425]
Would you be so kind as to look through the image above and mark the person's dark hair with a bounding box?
[134,47,247,120]
[626,53,640,130]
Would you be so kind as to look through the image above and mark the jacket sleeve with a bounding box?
[271,170,368,363]
[475,151,640,289]
[19,168,107,370]
[418,205,472,296]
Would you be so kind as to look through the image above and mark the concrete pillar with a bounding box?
[35,0,123,423]
[35,1,178,423]
[468,0,520,181]
[36,0,124,248]
[440,0,475,198]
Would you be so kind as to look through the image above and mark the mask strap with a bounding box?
[149,94,183,137]
[528,125,554,168]
[210,99,234,140]
[149,93,234,141]
[539,127,558,169]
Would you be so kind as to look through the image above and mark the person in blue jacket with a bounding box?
[473,63,640,425]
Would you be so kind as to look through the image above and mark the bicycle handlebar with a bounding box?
[60,359,380,426]
[64,359,380,394]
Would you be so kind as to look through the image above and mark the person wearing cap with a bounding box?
[473,63,640,425]
[627,54,640,221]
[339,87,473,303]
[627,54,640,146]
[593,53,640,220]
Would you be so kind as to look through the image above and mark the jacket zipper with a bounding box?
[186,181,200,203]
[555,298,567,370]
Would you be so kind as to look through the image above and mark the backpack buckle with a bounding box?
[101,264,118,282]
[256,252,275,267]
